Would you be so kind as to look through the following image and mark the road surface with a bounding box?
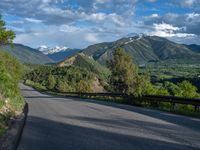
[17,84,200,150]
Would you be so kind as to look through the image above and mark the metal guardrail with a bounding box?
[54,91,200,112]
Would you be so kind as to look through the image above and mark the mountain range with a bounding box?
[0,35,200,65]
[37,46,81,62]
[83,35,200,65]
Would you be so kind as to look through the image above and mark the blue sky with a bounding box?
[0,0,200,48]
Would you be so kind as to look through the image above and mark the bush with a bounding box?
[76,80,93,93]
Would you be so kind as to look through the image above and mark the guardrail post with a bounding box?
[171,100,175,111]
[194,105,199,112]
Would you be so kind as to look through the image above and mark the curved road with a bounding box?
[17,84,200,150]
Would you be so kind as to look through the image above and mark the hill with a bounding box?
[83,35,200,65]
[184,44,200,53]
[0,44,54,64]
[58,53,110,79]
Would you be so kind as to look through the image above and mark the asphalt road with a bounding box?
[17,84,200,150]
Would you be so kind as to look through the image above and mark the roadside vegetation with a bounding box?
[24,65,96,93]
[0,16,24,136]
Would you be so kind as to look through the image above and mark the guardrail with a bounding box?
[50,91,200,112]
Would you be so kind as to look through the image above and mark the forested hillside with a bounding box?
[83,35,200,65]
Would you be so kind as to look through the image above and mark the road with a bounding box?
[17,84,200,150]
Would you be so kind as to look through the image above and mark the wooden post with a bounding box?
[194,105,199,112]
[171,99,175,111]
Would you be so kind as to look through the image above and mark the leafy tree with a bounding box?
[0,15,15,45]
[76,80,92,93]
[109,48,154,96]
[109,48,138,94]
[177,81,198,98]
[47,75,56,90]
[55,80,72,92]
[134,73,156,96]
[164,82,181,96]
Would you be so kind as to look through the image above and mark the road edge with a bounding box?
[0,102,28,150]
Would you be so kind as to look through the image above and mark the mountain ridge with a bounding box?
[0,43,54,64]
[83,35,200,65]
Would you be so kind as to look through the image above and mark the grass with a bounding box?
[0,51,25,137]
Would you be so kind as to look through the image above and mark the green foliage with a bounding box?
[164,82,181,96]
[25,65,94,93]
[25,80,47,90]
[56,80,72,92]
[177,81,198,98]
[76,80,92,93]
[47,75,56,90]
[0,52,24,111]
[109,48,153,96]
[109,48,138,94]
[0,16,15,45]
[0,51,24,136]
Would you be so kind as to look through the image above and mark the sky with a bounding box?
[0,0,200,49]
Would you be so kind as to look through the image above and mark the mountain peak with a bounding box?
[37,45,69,55]
[125,33,147,38]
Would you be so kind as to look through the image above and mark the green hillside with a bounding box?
[0,52,25,135]
[83,36,200,65]
[0,44,54,64]
[58,53,111,79]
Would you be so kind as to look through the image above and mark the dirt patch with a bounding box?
[92,77,106,93]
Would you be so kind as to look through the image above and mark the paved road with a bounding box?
[17,84,200,150]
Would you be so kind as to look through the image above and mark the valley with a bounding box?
[1,1,200,150]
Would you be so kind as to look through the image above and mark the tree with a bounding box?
[177,81,198,98]
[164,82,181,96]
[109,48,142,95]
[0,15,15,45]
[76,80,92,93]
[47,75,56,90]
[56,80,72,92]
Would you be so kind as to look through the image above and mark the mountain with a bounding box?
[47,49,81,62]
[184,44,200,53]
[83,35,200,65]
[0,44,54,64]
[38,45,81,62]
[58,53,110,79]
[38,45,69,54]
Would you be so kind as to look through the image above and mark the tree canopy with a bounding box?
[109,48,153,96]
[0,15,15,45]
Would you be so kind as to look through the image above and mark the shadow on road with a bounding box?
[24,92,200,133]
[18,116,198,150]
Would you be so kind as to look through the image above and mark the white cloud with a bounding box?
[182,0,196,7]
[25,18,43,23]
[150,22,196,38]
[59,25,80,32]
[84,33,100,43]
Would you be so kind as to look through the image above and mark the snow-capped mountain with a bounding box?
[38,45,69,55]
